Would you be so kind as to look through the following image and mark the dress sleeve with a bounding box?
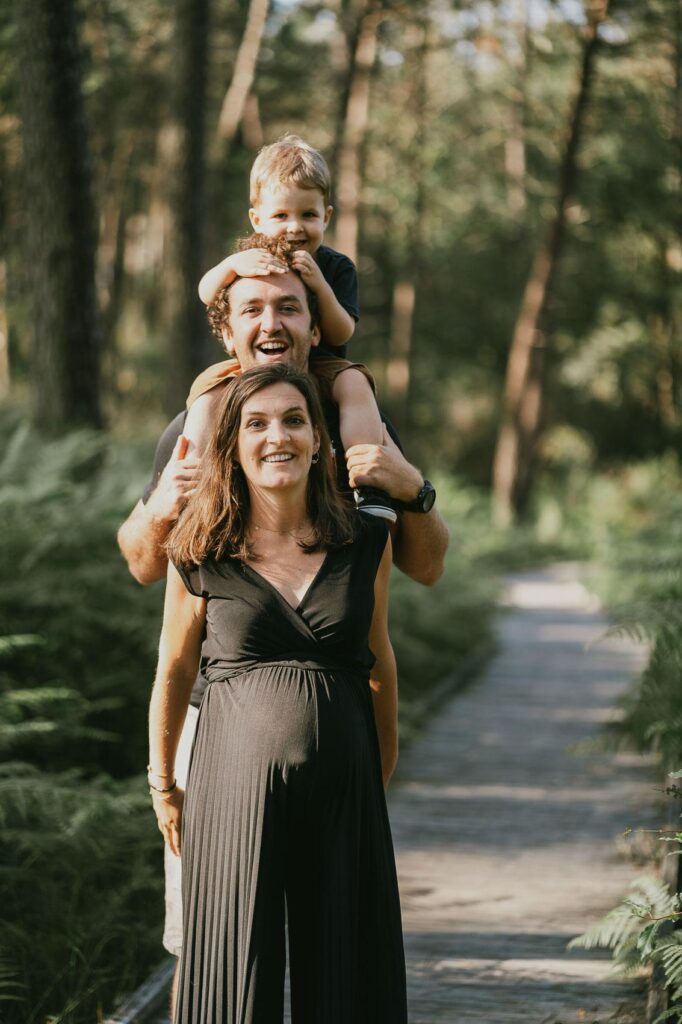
[173,562,205,598]
[357,518,391,580]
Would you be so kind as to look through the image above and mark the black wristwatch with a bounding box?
[397,479,436,514]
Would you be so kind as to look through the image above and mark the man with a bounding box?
[117,234,449,1002]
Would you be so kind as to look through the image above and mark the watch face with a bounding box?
[422,486,436,513]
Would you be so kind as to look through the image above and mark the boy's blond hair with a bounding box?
[250,134,332,206]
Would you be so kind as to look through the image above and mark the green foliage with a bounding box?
[0,422,163,776]
[0,764,164,1024]
[584,457,682,769]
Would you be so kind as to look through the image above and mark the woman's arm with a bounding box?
[368,535,399,788]
[148,563,206,855]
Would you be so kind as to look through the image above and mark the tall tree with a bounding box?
[15,0,102,430]
[333,0,385,263]
[491,0,609,525]
[386,12,430,433]
[163,0,211,412]
[213,0,269,158]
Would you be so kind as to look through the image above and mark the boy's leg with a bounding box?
[332,369,396,522]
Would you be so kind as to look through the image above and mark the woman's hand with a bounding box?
[151,787,184,857]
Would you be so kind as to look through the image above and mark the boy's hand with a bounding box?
[230,248,288,279]
[290,249,325,291]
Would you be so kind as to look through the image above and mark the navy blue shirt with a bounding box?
[315,244,359,359]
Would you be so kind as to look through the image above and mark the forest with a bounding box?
[1,0,681,1020]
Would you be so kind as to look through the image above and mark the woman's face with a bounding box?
[236,382,319,495]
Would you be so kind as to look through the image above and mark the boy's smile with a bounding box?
[250,184,333,256]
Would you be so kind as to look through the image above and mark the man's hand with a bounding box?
[229,248,288,279]
[346,425,424,503]
[145,436,200,524]
[290,249,325,291]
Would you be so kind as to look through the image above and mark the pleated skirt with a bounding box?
[175,663,407,1024]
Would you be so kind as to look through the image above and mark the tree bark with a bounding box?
[504,0,528,215]
[15,0,102,430]
[491,1,608,526]
[163,0,211,413]
[386,14,430,433]
[213,0,270,156]
[333,1,384,263]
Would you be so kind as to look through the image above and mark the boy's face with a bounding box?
[249,184,332,255]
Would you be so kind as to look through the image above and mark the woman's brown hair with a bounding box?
[166,363,356,568]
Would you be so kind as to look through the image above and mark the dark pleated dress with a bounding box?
[174,519,407,1024]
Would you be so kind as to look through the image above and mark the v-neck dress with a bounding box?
[173,519,407,1024]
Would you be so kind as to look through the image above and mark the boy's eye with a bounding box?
[303,212,319,218]
[271,213,287,220]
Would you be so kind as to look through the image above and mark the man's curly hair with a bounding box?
[207,233,320,345]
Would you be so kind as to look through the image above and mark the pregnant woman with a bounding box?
[147,363,407,1024]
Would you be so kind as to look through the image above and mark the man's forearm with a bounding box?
[117,500,171,585]
[392,508,449,587]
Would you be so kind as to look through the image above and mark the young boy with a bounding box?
[188,134,395,521]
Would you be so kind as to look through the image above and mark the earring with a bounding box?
[311,451,320,464]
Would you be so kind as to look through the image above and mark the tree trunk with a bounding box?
[213,0,270,157]
[164,0,211,413]
[333,1,384,263]
[504,0,528,214]
[386,15,430,433]
[491,1,608,526]
[15,0,102,430]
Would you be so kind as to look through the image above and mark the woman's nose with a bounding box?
[266,420,289,443]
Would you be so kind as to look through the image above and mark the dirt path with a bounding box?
[392,563,658,1023]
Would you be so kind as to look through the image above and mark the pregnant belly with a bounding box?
[189,664,377,789]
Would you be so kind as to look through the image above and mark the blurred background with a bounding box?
[1,0,681,1021]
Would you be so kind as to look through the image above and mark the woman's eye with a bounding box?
[286,416,305,426]
[246,419,264,429]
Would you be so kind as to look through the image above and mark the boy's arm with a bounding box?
[198,249,288,305]
[290,250,355,347]
[346,427,449,587]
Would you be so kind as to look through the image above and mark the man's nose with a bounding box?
[260,305,280,333]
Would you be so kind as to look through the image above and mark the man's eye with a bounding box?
[281,304,298,313]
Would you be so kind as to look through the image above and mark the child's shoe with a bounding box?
[354,486,397,523]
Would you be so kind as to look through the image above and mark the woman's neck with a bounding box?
[247,488,310,536]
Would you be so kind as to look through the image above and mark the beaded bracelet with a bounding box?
[148,779,177,795]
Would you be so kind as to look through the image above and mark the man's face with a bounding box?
[224,271,320,371]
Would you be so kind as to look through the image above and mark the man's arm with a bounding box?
[345,426,449,587]
[117,435,200,585]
